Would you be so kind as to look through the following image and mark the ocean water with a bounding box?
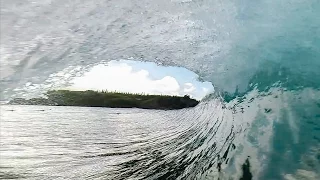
[1,105,199,179]
[1,0,320,179]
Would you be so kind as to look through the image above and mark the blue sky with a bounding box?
[69,60,214,100]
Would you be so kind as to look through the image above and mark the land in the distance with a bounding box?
[8,90,199,110]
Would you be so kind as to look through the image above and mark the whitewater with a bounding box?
[1,0,320,179]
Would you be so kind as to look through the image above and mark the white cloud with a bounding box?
[202,87,209,93]
[68,61,213,100]
[183,83,196,93]
[69,63,182,96]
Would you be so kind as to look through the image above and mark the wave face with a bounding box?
[1,0,320,179]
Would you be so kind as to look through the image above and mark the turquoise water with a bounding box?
[1,0,320,179]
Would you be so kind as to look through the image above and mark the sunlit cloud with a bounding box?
[183,83,196,93]
[69,61,213,100]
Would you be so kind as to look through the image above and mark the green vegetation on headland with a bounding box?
[8,90,199,110]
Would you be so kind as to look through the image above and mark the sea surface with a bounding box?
[1,0,320,179]
[1,105,200,179]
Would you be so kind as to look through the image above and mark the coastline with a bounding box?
[8,90,199,110]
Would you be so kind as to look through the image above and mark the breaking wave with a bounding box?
[1,0,320,179]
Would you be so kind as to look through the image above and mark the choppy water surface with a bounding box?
[1,0,320,179]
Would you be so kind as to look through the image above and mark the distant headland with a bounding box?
[8,90,199,110]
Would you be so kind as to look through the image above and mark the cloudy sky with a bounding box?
[69,60,214,100]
